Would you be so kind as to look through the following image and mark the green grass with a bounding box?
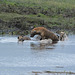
[0,12,24,21]
[0,0,75,33]
[0,12,74,29]
[0,12,49,22]
[1,0,75,9]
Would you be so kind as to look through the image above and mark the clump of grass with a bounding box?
[0,12,24,21]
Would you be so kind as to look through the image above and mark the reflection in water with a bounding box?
[17,38,57,50]
[30,38,58,50]
[30,42,55,50]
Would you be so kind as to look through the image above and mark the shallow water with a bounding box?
[0,34,75,75]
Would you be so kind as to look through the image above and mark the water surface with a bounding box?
[0,34,75,75]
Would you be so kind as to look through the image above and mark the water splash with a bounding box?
[0,36,18,43]
[0,36,39,43]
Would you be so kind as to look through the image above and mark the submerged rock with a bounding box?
[39,39,52,44]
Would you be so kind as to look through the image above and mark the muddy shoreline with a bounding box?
[32,71,75,74]
[31,71,75,75]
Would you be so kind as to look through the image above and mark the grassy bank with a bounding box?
[0,0,75,35]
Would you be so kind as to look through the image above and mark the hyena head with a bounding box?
[18,35,24,42]
[30,30,41,37]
